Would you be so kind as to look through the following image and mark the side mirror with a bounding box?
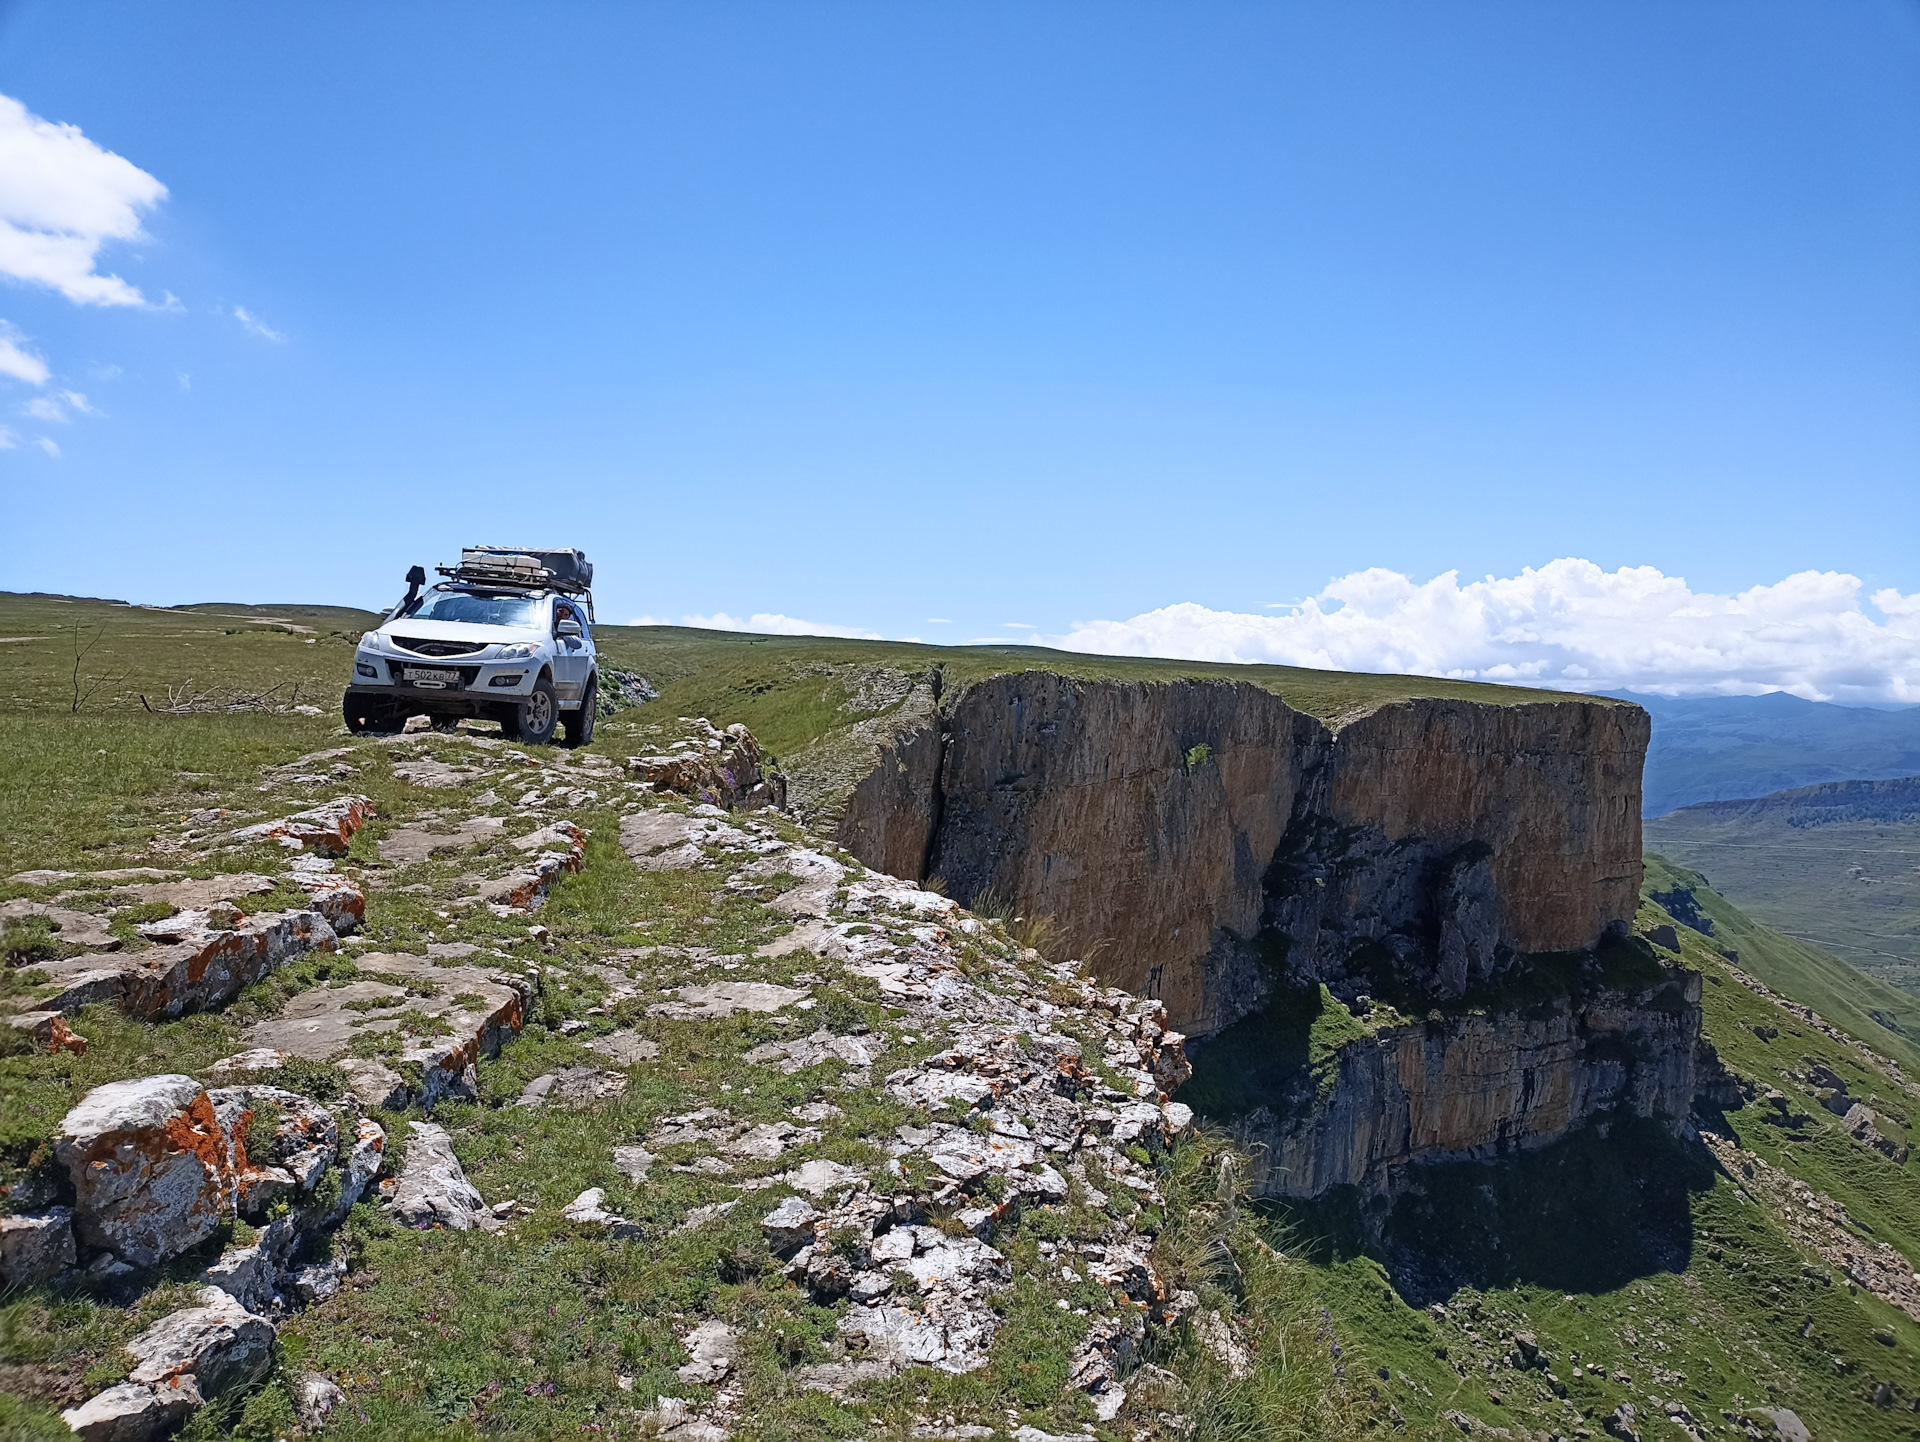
[556,619,582,638]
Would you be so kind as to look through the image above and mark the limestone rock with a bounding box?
[61,1380,200,1442]
[675,1319,740,1385]
[231,795,374,855]
[0,1206,74,1286]
[835,674,1645,1035]
[126,1286,276,1398]
[761,1196,821,1255]
[651,980,809,1019]
[290,1372,346,1431]
[385,1121,484,1231]
[246,951,534,1106]
[56,1075,239,1268]
[1232,968,1703,1199]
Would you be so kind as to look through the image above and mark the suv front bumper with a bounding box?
[347,655,541,716]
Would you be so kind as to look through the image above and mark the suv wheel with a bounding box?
[562,674,597,748]
[344,692,397,735]
[506,675,559,745]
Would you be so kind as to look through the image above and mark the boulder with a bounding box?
[128,1287,275,1398]
[56,1075,239,1268]
[61,1380,201,1442]
[64,1288,276,1441]
[0,1207,75,1286]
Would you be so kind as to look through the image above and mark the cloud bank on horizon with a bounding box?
[1060,560,1919,705]
[647,560,1918,705]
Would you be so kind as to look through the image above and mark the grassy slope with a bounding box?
[1644,852,1920,1075]
[1300,867,1920,1440]
[25,592,1920,1437]
[1646,795,1920,1000]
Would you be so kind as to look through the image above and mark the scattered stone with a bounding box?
[675,1319,741,1385]
[761,1197,822,1255]
[650,980,809,1019]
[392,758,483,788]
[385,1121,486,1231]
[632,1395,731,1442]
[246,951,534,1106]
[627,719,782,810]
[674,1199,738,1234]
[290,1371,346,1432]
[745,1027,882,1073]
[1194,1309,1252,1380]
[0,896,121,950]
[62,1381,201,1442]
[28,904,341,1022]
[583,1029,659,1065]
[231,795,374,855]
[612,1145,656,1182]
[6,1009,89,1055]
[784,1159,864,1196]
[379,814,505,865]
[561,1187,637,1236]
[1762,1409,1811,1442]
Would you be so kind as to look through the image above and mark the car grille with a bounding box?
[386,660,483,687]
[389,636,488,658]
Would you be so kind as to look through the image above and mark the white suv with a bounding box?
[343,549,599,746]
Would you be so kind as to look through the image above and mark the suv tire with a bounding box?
[562,674,597,748]
[344,692,398,735]
[506,674,559,745]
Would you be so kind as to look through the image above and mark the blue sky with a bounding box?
[0,3,1916,696]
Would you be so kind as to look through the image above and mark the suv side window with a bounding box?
[553,601,591,641]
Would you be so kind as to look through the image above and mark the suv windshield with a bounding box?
[405,589,544,628]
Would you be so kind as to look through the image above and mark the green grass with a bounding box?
[1644,852,1920,1077]
[1646,791,1920,1000]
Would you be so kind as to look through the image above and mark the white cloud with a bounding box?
[0,93,166,306]
[34,435,58,457]
[1053,559,1920,705]
[1002,622,1036,629]
[678,611,883,640]
[0,425,16,448]
[926,618,953,624]
[0,324,47,385]
[231,305,285,343]
[22,389,96,423]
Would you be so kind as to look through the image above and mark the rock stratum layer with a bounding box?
[836,672,1649,1039]
[1229,966,1706,1200]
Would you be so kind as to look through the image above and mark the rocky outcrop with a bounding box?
[836,672,1647,1039]
[62,1288,276,1442]
[627,719,785,810]
[55,1075,241,1268]
[1228,965,1703,1199]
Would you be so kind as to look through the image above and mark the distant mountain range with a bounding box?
[1603,690,1920,817]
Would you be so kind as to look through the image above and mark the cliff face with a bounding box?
[1226,967,1704,1200]
[837,673,1649,1040]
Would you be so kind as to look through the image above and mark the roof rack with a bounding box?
[435,547,593,596]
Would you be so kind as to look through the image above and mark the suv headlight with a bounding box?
[494,642,536,660]
[358,633,383,653]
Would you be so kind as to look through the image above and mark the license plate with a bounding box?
[403,667,460,688]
